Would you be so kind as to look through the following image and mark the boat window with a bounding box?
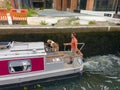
[0,42,11,49]
[8,60,31,73]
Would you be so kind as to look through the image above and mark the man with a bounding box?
[64,32,78,52]
[64,32,78,64]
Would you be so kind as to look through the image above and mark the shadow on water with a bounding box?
[1,54,120,90]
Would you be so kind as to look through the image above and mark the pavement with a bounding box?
[26,9,120,25]
[38,9,84,17]
[0,9,120,26]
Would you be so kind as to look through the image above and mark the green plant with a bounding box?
[27,8,37,17]
[65,21,71,26]
[40,20,48,25]
[89,21,95,24]
[39,7,44,10]
[20,21,27,25]
[73,21,80,25]
[5,1,11,11]
[65,18,79,26]
[24,86,28,90]
[57,20,60,23]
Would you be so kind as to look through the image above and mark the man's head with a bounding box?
[71,32,76,38]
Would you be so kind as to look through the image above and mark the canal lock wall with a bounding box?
[0,26,120,57]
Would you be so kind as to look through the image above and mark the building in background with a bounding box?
[0,0,53,9]
[53,0,78,12]
[0,0,5,8]
[53,0,119,12]
[0,0,119,13]
[93,0,118,11]
[20,0,53,9]
[0,0,15,8]
[13,0,45,9]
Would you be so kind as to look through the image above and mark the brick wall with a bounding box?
[54,0,78,12]
[70,0,77,12]
[86,0,94,10]
[62,0,68,11]
[54,0,62,10]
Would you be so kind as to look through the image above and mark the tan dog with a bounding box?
[47,39,59,52]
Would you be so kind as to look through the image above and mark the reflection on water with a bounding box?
[3,54,120,90]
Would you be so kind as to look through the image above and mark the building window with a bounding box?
[45,0,53,9]
[94,0,118,11]
[79,0,87,10]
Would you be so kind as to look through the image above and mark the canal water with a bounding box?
[5,54,120,90]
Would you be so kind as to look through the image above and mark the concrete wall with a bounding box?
[0,26,120,57]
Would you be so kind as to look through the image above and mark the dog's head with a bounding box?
[47,39,52,44]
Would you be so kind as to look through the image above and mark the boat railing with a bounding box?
[46,51,83,64]
[64,43,85,51]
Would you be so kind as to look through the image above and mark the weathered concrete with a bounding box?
[0,26,120,57]
[0,25,119,35]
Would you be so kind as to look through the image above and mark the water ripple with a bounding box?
[83,54,120,76]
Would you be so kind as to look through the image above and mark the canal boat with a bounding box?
[0,41,84,87]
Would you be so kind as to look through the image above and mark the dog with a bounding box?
[47,39,59,52]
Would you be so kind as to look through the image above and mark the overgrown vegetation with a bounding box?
[40,20,48,25]
[20,21,27,25]
[89,21,95,25]
[72,21,80,25]
[65,21,71,26]
[27,8,38,17]
[39,7,44,10]
[56,17,80,26]
[5,1,11,11]
[66,18,79,25]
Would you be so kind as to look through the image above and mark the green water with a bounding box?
[2,54,120,90]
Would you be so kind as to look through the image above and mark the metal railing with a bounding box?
[64,43,85,51]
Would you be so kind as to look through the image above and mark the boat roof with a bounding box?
[0,41,46,59]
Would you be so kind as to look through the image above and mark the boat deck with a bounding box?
[46,51,78,69]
